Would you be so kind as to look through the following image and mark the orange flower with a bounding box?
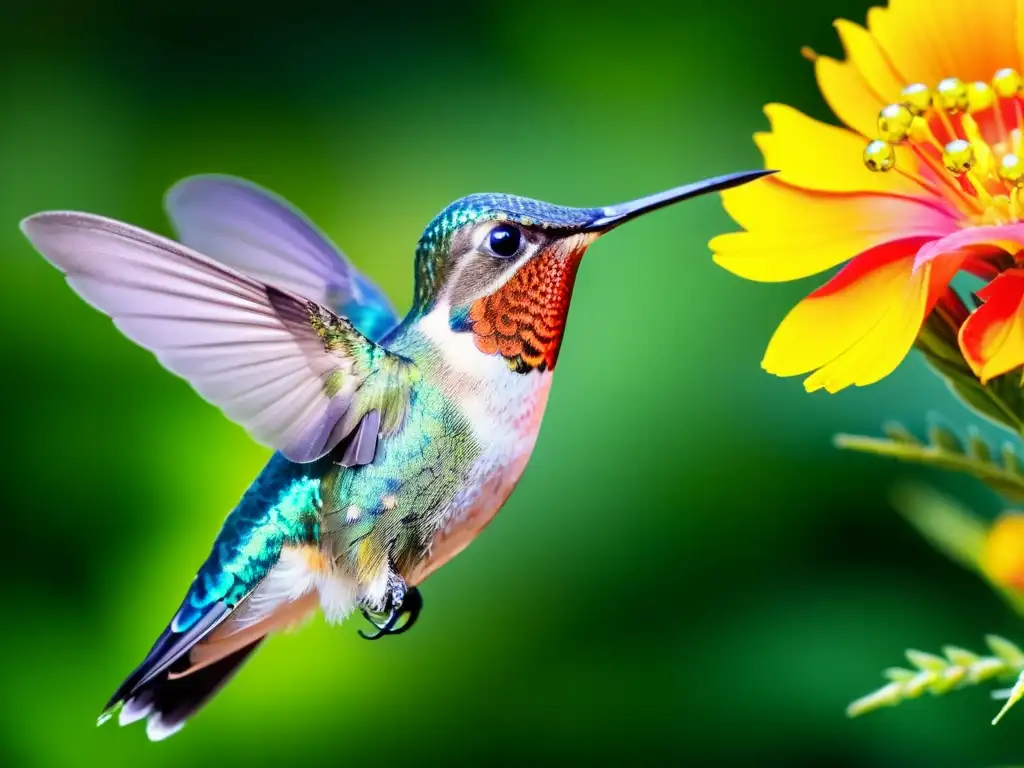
[712,0,1024,392]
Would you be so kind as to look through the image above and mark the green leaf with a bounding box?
[993,670,1024,724]
[987,635,1024,669]
[929,422,964,454]
[848,637,1024,720]
[834,426,1024,503]
[943,645,980,668]
[915,313,1024,436]
[888,483,988,570]
[907,648,949,673]
[882,484,1024,615]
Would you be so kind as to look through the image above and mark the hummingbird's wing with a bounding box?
[164,175,399,341]
[21,212,417,464]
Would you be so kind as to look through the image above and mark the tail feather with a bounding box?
[100,525,326,739]
[102,602,230,714]
[118,637,264,741]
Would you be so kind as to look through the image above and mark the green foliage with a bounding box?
[887,482,988,574]
[836,417,1024,611]
[888,482,1024,616]
[835,423,1024,503]
[994,668,1024,725]
[847,637,1024,721]
[837,418,1024,727]
[915,311,1024,436]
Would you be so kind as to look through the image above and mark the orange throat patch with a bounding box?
[463,249,582,373]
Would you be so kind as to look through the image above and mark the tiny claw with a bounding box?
[386,586,423,637]
[357,587,423,641]
[357,610,401,640]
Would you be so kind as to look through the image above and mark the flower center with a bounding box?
[863,69,1024,225]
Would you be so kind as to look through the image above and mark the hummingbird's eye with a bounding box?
[487,224,522,259]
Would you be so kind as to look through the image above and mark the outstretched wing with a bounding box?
[21,212,417,463]
[165,175,399,341]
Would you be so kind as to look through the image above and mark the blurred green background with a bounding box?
[2,0,1022,765]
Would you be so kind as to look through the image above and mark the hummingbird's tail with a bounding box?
[99,548,323,740]
[106,637,264,741]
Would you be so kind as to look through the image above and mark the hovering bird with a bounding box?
[21,169,771,740]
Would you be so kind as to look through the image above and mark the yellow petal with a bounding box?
[710,178,955,282]
[983,513,1024,590]
[815,54,887,139]
[762,242,931,388]
[814,20,907,137]
[834,19,906,104]
[755,103,923,196]
[867,0,1022,88]
[795,243,965,393]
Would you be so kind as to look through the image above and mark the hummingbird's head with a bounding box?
[412,170,773,374]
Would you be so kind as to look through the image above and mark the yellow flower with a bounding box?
[984,513,1024,591]
[712,0,1024,393]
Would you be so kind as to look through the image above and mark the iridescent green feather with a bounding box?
[172,455,324,632]
[321,371,479,570]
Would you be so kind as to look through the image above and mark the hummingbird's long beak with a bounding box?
[582,169,777,233]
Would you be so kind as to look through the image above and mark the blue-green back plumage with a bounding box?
[172,455,324,633]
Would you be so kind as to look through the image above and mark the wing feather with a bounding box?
[21,211,414,463]
[165,174,399,340]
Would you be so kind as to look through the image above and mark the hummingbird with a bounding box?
[20,168,771,740]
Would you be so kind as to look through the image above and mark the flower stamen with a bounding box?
[878,104,914,142]
[903,142,984,214]
[902,83,932,116]
[968,82,995,113]
[909,116,947,154]
[999,153,1024,184]
[863,140,895,171]
[864,68,1024,225]
[994,68,1021,98]
[943,139,975,174]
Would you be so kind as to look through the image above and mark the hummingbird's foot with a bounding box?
[357,584,423,641]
